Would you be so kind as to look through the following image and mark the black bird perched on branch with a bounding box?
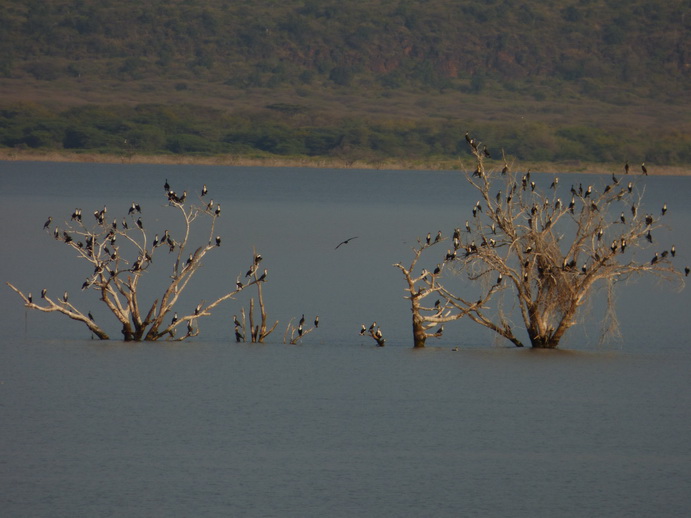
[43,217,52,230]
[685,267,690,277]
[661,204,667,216]
[258,269,268,282]
[314,316,319,328]
[136,217,143,230]
[360,324,366,335]
[234,315,241,327]
[335,236,358,249]
[201,184,208,197]
[641,163,648,175]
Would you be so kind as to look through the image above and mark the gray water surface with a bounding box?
[1,162,690,517]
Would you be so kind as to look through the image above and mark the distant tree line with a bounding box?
[0,0,688,101]
[2,102,691,165]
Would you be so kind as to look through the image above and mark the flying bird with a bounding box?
[335,236,358,249]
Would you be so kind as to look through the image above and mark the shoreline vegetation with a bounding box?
[2,148,689,176]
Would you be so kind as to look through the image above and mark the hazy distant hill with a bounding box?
[2,0,688,97]
[1,0,689,164]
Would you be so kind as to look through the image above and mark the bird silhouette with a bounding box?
[335,236,358,249]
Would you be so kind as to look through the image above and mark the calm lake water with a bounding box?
[1,161,690,516]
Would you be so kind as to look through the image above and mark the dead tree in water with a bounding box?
[394,233,497,348]
[359,322,386,347]
[233,251,279,343]
[8,182,261,341]
[283,314,318,344]
[417,134,685,349]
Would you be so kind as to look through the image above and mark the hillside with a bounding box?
[1,0,690,165]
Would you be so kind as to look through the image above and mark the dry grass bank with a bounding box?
[1,147,689,176]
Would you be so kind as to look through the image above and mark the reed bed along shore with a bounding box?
[1,148,689,176]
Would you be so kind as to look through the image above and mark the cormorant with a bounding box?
[171,313,178,324]
[685,267,690,277]
[214,204,221,216]
[43,217,52,230]
[646,230,653,243]
[483,146,491,158]
[661,204,667,216]
[550,177,559,189]
[433,264,441,275]
[202,184,208,197]
[63,291,69,302]
[299,314,305,326]
[88,312,94,321]
[627,181,633,193]
[360,324,366,335]
[194,303,201,315]
[298,324,303,337]
[215,236,221,246]
[501,164,508,175]
[28,293,32,303]
[335,236,358,249]
[136,217,143,230]
[641,163,648,175]
[368,322,377,332]
[314,316,319,328]
[625,162,630,174]
[41,288,47,298]
[153,234,159,248]
[234,315,241,327]
[620,212,626,224]
[434,231,442,243]
[258,269,268,282]
[164,179,170,191]
[671,245,676,257]
[426,233,431,244]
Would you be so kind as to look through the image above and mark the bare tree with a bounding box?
[418,134,685,349]
[283,314,318,344]
[234,251,278,343]
[8,182,260,341]
[394,231,497,348]
[359,322,386,347]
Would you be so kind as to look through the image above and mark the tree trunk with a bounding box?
[528,333,560,349]
[412,318,427,348]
